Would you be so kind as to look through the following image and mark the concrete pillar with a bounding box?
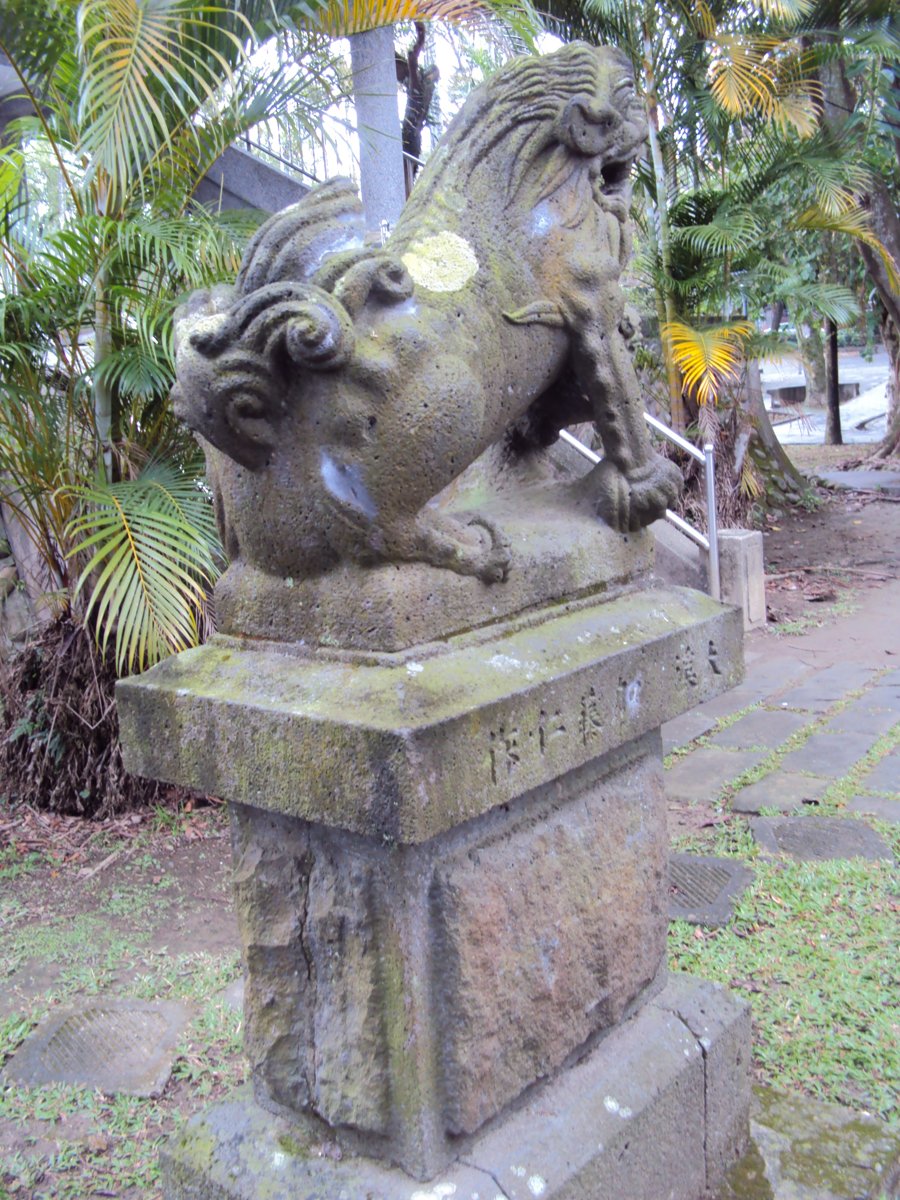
[349,27,407,233]
[718,528,767,630]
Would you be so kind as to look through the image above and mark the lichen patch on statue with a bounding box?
[401,232,479,293]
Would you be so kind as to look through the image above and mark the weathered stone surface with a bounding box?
[434,750,668,1135]
[696,687,770,720]
[118,584,743,844]
[858,750,899,794]
[172,43,682,620]
[658,974,751,1188]
[731,771,828,815]
[751,816,894,862]
[824,699,900,737]
[230,808,391,1137]
[662,708,717,755]
[845,793,900,822]
[722,1086,900,1200]
[160,1089,497,1200]
[668,854,754,926]
[225,737,670,1176]
[776,665,878,713]
[213,492,653,650]
[216,978,244,1012]
[718,528,766,630]
[5,998,190,1097]
[160,975,750,1200]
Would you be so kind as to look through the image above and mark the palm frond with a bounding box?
[664,319,754,405]
[311,0,534,36]
[76,0,252,206]
[65,460,221,675]
[675,205,763,255]
[708,35,781,119]
[750,0,813,22]
[779,281,859,324]
[792,204,900,290]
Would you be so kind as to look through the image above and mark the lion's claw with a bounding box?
[594,455,682,533]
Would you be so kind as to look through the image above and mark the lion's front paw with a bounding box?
[594,456,683,532]
[463,516,511,583]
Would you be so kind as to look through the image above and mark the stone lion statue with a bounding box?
[172,42,681,588]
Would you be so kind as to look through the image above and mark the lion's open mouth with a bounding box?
[597,154,636,196]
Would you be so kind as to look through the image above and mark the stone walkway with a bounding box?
[662,577,899,1198]
[664,579,899,827]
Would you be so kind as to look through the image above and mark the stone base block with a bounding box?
[161,975,750,1200]
[718,529,766,631]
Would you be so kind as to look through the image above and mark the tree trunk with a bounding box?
[745,378,809,494]
[642,16,684,433]
[796,322,827,407]
[824,317,842,445]
[873,310,900,458]
[94,262,113,481]
[349,27,406,233]
[816,52,900,457]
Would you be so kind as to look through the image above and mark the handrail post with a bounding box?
[704,443,721,601]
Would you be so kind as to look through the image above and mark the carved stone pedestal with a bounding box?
[160,974,749,1200]
[118,581,750,1197]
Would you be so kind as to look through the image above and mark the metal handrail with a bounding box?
[559,418,721,602]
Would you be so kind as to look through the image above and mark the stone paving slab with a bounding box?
[4,998,191,1096]
[668,854,754,926]
[731,772,829,815]
[845,793,900,823]
[819,467,900,494]
[858,751,899,795]
[751,816,894,862]
[778,730,879,778]
[696,689,767,721]
[740,657,809,695]
[217,978,244,1012]
[721,1085,900,1200]
[662,710,717,756]
[823,700,900,737]
[709,708,811,752]
[871,667,900,689]
[665,747,771,804]
[775,664,879,713]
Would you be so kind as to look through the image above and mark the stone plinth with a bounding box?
[160,975,750,1200]
[118,582,745,1185]
[118,584,740,843]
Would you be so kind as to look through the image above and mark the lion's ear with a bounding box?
[219,391,282,470]
[559,95,621,156]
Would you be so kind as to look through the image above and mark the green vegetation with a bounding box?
[668,674,899,1123]
[0,816,240,1200]
[669,849,899,1120]
[0,961,243,1199]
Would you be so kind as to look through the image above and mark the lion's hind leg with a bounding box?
[378,510,511,583]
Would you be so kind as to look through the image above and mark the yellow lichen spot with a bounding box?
[401,232,478,293]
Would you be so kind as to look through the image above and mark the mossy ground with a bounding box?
[0,805,243,1199]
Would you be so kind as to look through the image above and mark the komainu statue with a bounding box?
[173,42,681,588]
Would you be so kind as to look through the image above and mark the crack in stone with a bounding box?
[460,1158,512,1199]
[669,1008,710,1191]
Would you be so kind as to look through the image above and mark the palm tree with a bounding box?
[0,0,365,673]
[801,0,900,454]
